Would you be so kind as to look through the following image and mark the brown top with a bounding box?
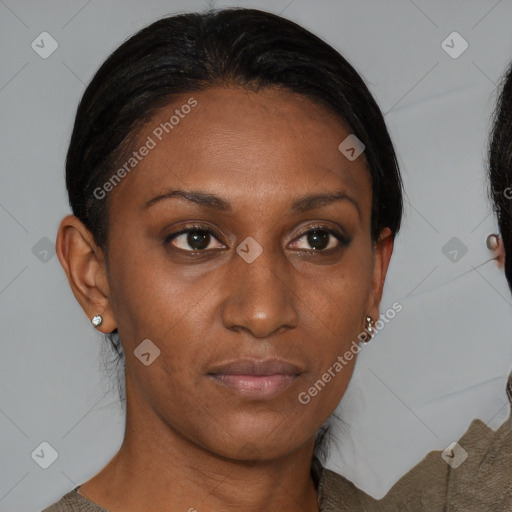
[42,375,512,512]
[320,373,512,511]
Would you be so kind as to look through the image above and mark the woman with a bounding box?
[43,7,403,511]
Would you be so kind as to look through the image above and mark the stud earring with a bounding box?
[91,315,103,328]
[486,233,500,250]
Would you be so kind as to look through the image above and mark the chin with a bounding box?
[199,422,311,463]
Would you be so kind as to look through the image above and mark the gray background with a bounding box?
[2,0,512,510]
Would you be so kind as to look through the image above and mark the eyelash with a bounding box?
[164,223,351,254]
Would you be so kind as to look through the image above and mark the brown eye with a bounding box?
[290,227,350,251]
[305,229,330,250]
[165,227,225,252]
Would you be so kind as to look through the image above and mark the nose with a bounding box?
[220,244,298,338]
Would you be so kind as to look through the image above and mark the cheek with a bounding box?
[302,246,373,337]
[291,248,374,406]
[106,239,198,346]
[106,238,228,392]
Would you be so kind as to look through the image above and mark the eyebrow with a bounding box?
[143,188,360,217]
[144,189,230,211]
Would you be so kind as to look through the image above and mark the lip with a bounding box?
[207,358,304,399]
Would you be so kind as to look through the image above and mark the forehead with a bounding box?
[108,87,371,214]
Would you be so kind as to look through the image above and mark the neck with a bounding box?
[78,381,321,512]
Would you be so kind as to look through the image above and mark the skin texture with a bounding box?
[56,87,394,512]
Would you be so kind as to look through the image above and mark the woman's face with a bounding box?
[77,87,392,460]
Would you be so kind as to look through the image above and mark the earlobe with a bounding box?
[487,233,504,269]
[366,227,394,321]
[56,215,117,333]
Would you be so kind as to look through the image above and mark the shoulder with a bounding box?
[317,465,382,511]
[317,375,512,512]
[317,462,447,512]
[375,377,512,511]
[448,410,512,510]
[41,487,108,512]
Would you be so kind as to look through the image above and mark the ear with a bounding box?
[366,227,394,322]
[55,215,117,333]
[490,234,505,269]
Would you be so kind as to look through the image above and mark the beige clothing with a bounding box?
[321,373,512,511]
[43,376,512,511]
